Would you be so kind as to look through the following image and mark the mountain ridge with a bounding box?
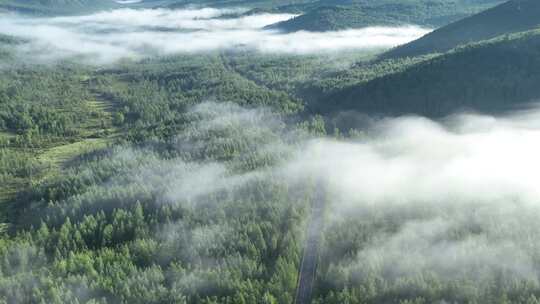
[310,29,540,117]
[384,0,540,58]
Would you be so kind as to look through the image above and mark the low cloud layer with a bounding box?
[292,109,540,208]
[124,104,540,286]
[289,107,540,288]
[0,7,429,63]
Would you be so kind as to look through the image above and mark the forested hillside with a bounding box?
[384,0,540,58]
[309,29,540,117]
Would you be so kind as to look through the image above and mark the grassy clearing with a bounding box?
[0,92,119,216]
[38,138,109,170]
[0,137,111,226]
[78,92,121,138]
[36,88,118,175]
[1,138,109,196]
[0,131,14,139]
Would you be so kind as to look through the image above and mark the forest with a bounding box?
[2,0,540,303]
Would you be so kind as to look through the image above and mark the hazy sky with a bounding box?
[0,7,430,63]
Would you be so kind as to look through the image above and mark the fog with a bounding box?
[167,103,540,287]
[0,7,429,63]
[115,0,143,3]
[291,112,540,207]
[285,107,540,286]
[142,102,540,286]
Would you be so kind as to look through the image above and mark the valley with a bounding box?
[1,0,540,303]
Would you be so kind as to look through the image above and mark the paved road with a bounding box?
[294,185,325,304]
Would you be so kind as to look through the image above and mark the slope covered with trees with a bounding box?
[310,29,540,117]
[384,0,540,58]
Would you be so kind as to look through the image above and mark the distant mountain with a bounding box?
[264,0,503,33]
[384,0,540,58]
[310,29,540,117]
[165,0,314,9]
[265,6,401,32]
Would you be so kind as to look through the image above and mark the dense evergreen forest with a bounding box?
[2,0,540,303]
[0,56,313,303]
